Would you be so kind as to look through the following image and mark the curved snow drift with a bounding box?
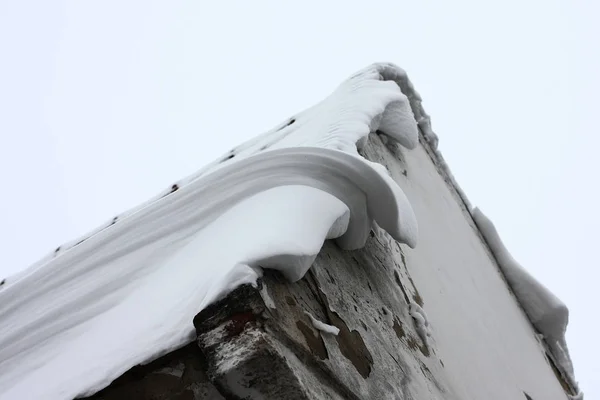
[0,63,420,400]
[473,208,579,394]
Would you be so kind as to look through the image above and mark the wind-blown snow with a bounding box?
[0,63,420,400]
[472,207,580,395]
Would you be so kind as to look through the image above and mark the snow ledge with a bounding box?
[473,207,581,397]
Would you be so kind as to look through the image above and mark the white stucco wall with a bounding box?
[374,135,569,400]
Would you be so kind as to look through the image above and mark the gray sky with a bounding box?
[1,0,597,396]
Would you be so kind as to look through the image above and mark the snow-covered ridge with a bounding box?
[473,208,581,396]
[0,63,421,400]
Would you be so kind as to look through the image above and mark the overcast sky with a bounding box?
[1,0,597,397]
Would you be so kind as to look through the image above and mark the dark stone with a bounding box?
[285,296,296,306]
[393,318,406,340]
[193,283,265,336]
[296,320,328,360]
[84,343,221,400]
[328,311,373,379]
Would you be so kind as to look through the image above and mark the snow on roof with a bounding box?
[0,62,579,399]
[0,63,421,400]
